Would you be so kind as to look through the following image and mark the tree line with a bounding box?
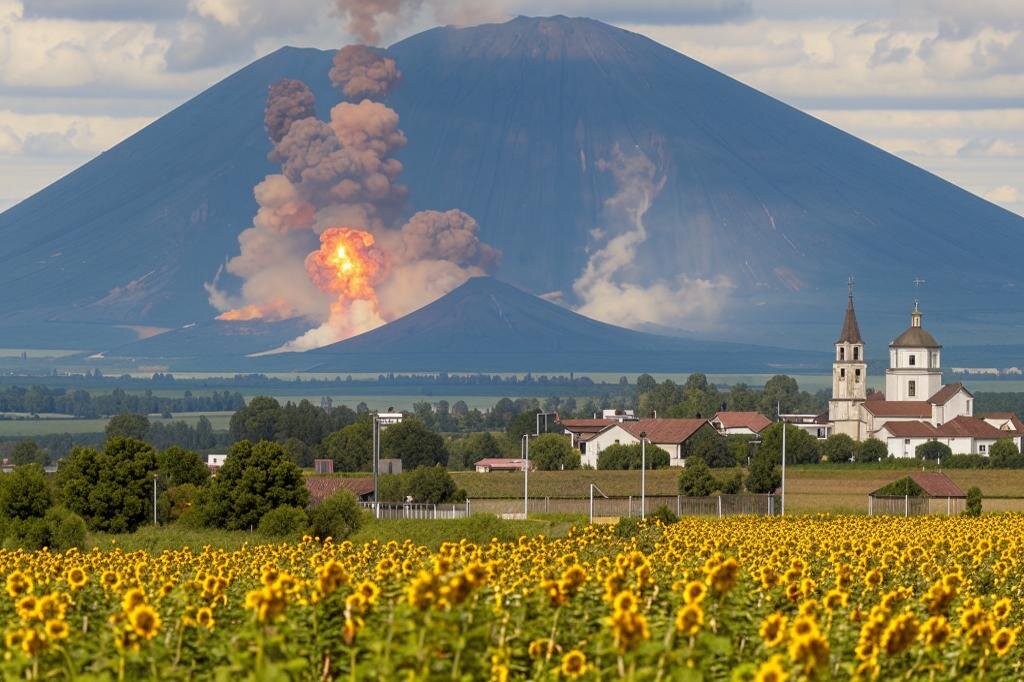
[0,386,245,418]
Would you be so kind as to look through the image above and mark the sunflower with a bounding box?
[992,597,1012,622]
[682,580,707,605]
[753,655,789,682]
[675,603,704,637]
[760,613,788,648]
[195,606,215,630]
[920,615,950,647]
[990,627,1017,657]
[128,604,161,640]
[44,619,69,641]
[65,567,87,591]
[560,649,587,679]
[5,571,32,598]
[121,588,147,613]
[20,629,46,657]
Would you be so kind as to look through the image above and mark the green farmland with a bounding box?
[0,412,234,437]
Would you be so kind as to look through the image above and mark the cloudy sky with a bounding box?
[0,0,1021,215]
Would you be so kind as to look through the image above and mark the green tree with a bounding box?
[447,432,504,470]
[10,440,47,467]
[746,451,781,494]
[307,490,363,540]
[822,433,857,463]
[529,434,581,471]
[381,419,449,469]
[989,438,1022,468]
[257,505,308,538]
[196,440,308,531]
[857,438,888,463]
[963,486,982,517]
[105,413,150,441]
[687,431,734,468]
[57,438,158,532]
[726,383,759,411]
[228,396,281,443]
[726,435,756,466]
[597,443,670,470]
[636,374,658,395]
[0,464,52,520]
[678,459,716,497]
[759,423,821,465]
[157,446,209,488]
[194,415,216,449]
[916,441,952,462]
[717,471,744,494]
[759,375,800,415]
[320,418,373,471]
[404,465,461,503]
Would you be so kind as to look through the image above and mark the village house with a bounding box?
[710,411,772,437]
[581,418,711,468]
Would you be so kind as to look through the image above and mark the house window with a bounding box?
[980,444,987,454]
[855,369,861,383]
[908,380,916,397]
[854,346,860,360]
[909,355,916,366]
[839,347,845,360]
[904,438,910,445]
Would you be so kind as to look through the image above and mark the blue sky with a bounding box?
[0,0,1021,215]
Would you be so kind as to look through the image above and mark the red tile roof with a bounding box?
[862,400,932,418]
[877,421,940,438]
[305,476,374,505]
[984,413,1024,433]
[559,419,617,433]
[474,458,529,470]
[712,411,773,433]
[928,382,971,405]
[936,416,1006,439]
[870,472,965,498]
[613,418,709,444]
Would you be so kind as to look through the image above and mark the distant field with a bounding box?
[117,392,507,411]
[451,466,1024,515]
[0,348,83,358]
[0,411,233,437]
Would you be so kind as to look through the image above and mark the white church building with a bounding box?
[808,287,1019,457]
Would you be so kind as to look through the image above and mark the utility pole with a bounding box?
[372,414,381,518]
[779,401,786,517]
[639,430,647,519]
[522,434,530,519]
[153,473,158,526]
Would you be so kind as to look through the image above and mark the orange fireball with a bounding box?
[305,227,385,300]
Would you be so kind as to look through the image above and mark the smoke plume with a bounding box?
[333,0,423,45]
[264,79,316,144]
[207,41,499,351]
[330,45,401,99]
[573,146,732,330]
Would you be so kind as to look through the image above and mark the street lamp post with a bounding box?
[639,430,647,519]
[522,434,531,519]
[152,473,158,526]
[372,414,381,518]
[778,401,787,517]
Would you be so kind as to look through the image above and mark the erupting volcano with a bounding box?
[207,43,499,351]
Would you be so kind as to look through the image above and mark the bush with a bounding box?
[725,435,755,466]
[717,471,744,494]
[57,438,158,533]
[405,466,458,504]
[529,434,581,471]
[941,454,988,469]
[964,486,982,517]
[597,443,670,470]
[678,459,716,497]
[308,491,364,540]
[746,451,781,494]
[822,434,856,463]
[916,441,952,462]
[857,438,887,463]
[690,433,734,468]
[649,505,678,525]
[258,505,309,538]
[0,464,53,520]
[989,438,1024,468]
[44,507,86,551]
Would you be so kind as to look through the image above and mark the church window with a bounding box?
[908,381,916,397]
[839,347,845,360]
[840,368,846,379]
[909,355,916,366]
[853,347,860,360]
[855,369,861,382]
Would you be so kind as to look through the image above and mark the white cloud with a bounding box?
[983,185,1020,204]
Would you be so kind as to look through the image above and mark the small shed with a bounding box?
[868,471,966,516]
[305,476,375,505]
[474,458,532,473]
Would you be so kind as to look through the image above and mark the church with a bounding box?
[811,285,1020,457]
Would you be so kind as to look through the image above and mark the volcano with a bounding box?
[257,277,822,373]
[1,16,1022,355]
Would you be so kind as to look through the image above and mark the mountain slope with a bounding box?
[258,277,824,372]
[0,16,1021,353]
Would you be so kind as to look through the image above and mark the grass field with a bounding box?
[452,465,1024,515]
[0,411,234,437]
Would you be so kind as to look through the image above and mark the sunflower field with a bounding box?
[0,515,1021,680]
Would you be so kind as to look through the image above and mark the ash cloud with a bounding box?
[330,45,401,99]
[264,79,316,144]
[572,145,732,330]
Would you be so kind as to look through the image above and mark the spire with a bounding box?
[838,279,863,344]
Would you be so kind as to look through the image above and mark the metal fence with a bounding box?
[467,494,778,519]
[868,495,963,516]
[360,502,470,520]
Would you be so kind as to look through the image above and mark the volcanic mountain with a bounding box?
[1,16,1022,355]
[257,277,822,373]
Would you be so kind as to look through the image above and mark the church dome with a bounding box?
[891,326,940,348]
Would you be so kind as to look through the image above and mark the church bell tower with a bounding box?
[829,279,867,439]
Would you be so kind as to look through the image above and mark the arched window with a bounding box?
[839,347,845,361]
[855,369,861,383]
[909,355,916,366]
[853,346,860,360]
[908,380,916,397]
[840,368,846,379]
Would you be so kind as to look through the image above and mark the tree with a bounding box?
[678,459,716,497]
[726,435,756,466]
[105,413,150,441]
[320,418,373,471]
[447,432,503,470]
[194,415,216,450]
[258,506,308,538]
[307,491,363,540]
[404,466,461,503]
[963,486,982,517]
[687,430,734,468]
[759,423,821,465]
[822,433,857,463]
[0,464,52,520]
[10,440,47,467]
[157,446,209,488]
[57,438,158,532]
[989,438,1022,468]
[529,434,581,471]
[196,440,308,531]
[759,375,800,415]
[916,441,952,462]
[228,396,281,443]
[746,451,781,494]
[381,419,449,469]
[857,438,887,463]
[636,374,658,395]
[597,443,670,470]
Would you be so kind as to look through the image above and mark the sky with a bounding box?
[0,0,1021,216]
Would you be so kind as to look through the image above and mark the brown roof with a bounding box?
[559,419,617,433]
[870,472,964,497]
[877,420,940,438]
[862,400,932,418]
[928,382,970,405]
[614,418,709,444]
[305,476,374,505]
[985,413,1024,433]
[474,458,529,470]
[837,295,863,344]
[713,411,772,433]
[891,323,941,348]
[936,416,1006,439]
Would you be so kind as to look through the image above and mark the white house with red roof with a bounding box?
[581,418,711,468]
[710,411,772,436]
[817,286,1021,457]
